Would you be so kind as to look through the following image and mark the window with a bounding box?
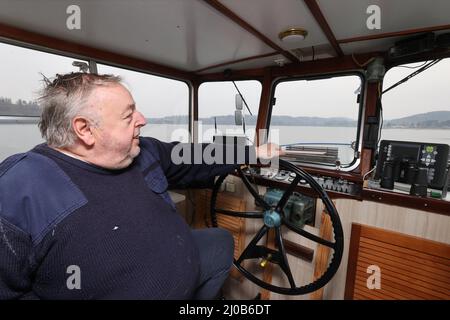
[198,80,261,143]
[0,42,86,161]
[97,64,189,142]
[381,58,450,145]
[270,74,363,168]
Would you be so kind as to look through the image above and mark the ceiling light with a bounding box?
[278,28,308,42]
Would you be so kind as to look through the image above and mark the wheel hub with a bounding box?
[263,209,282,228]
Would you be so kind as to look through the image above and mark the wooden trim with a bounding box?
[360,82,380,176]
[198,67,265,82]
[362,188,450,216]
[254,68,273,146]
[310,209,333,299]
[202,0,299,63]
[338,24,450,44]
[344,224,362,299]
[0,22,192,80]
[270,53,380,77]
[277,238,314,262]
[303,0,344,56]
[194,52,279,74]
[198,52,381,80]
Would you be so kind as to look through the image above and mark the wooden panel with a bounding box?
[195,189,246,281]
[310,208,333,300]
[345,224,450,300]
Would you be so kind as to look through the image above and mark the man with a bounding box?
[0,72,281,299]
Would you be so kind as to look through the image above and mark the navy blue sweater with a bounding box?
[0,137,254,299]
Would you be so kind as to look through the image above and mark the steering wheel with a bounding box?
[210,159,344,295]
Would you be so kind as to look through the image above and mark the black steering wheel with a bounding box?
[210,159,344,295]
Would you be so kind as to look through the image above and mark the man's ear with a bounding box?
[72,116,95,146]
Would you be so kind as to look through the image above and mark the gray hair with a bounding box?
[38,72,122,148]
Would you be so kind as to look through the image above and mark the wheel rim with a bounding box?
[210,159,344,295]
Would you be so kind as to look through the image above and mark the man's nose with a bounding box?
[135,111,147,127]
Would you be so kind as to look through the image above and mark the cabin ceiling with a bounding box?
[0,0,449,75]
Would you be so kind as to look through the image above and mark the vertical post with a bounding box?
[254,67,273,146]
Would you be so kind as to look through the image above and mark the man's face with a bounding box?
[89,84,146,169]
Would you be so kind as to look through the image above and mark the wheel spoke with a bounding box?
[237,225,269,264]
[215,208,264,219]
[239,168,271,210]
[284,219,335,248]
[275,227,296,288]
[275,174,302,212]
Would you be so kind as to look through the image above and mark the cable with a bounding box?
[383,59,441,94]
[363,166,376,181]
[394,60,428,69]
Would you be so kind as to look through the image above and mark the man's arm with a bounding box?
[141,137,257,189]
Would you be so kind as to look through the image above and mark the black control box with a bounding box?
[375,140,450,190]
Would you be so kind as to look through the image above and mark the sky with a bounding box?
[1,41,449,121]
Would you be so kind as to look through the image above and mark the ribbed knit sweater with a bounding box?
[0,137,254,299]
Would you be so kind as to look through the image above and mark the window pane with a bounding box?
[271,75,362,167]
[198,81,261,143]
[0,42,86,161]
[381,58,450,145]
[97,64,189,142]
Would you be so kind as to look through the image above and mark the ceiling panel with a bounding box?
[0,0,276,71]
[318,0,450,41]
[221,0,330,50]
[1,0,449,71]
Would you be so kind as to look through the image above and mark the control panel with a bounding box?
[243,167,361,196]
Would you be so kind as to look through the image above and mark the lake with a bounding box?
[1,123,449,163]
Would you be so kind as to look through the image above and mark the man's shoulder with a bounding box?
[135,137,167,169]
[0,148,55,180]
[0,149,88,243]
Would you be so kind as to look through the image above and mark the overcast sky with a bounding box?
[1,41,449,121]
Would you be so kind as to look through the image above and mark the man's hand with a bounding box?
[255,143,285,160]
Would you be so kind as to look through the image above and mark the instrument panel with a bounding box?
[243,167,362,197]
